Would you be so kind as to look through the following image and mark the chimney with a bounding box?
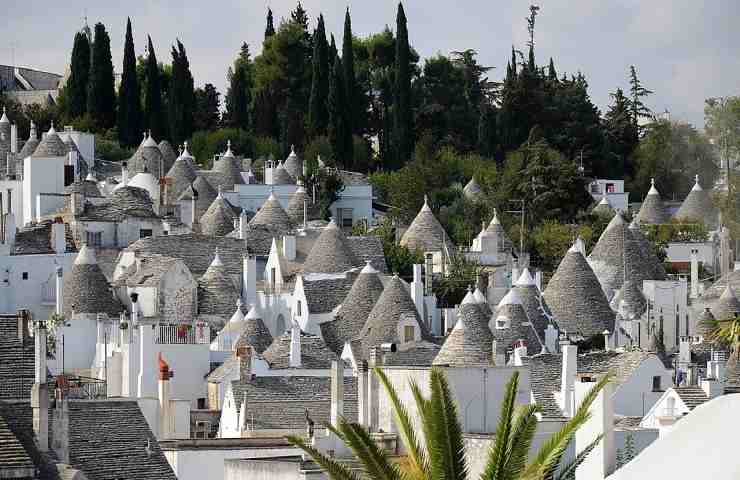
[237,345,253,382]
[17,308,30,342]
[690,249,699,298]
[356,361,369,427]
[5,212,15,248]
[190,187,198,228]
[137,322,157,398]
[121,161,129,185]
[302,199,307,230]
[158,353,174,439]
[239,210,248,239]
[424,253,433,295]
[282,234,296,261]
[70,191,83,216]
[52,218,66,255]
[232,217,239,233]
[544,324,558,353]
[575,378,615,479]
[603,330,612,352]
[534,271,543,291]
[330,360,344,428]
[513,339,527,366]
[242,255,257,307]
[55,265,63,315]
[492,339,505,366]
[701,377,723,399]
[560,342,577,417]
[411,264,424,318]
[52,397,70,463]
[130,292,140,325]
[32,319,49,451]
[10,123,17,154]
[366,348,383,431]
[289,320,301,367]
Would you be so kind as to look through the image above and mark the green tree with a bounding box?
[604,88,638,178]
[168,39,195,145]
[193,84,220,131]
[328,56,352,168]
[144,36,166,140]
[290,368,610,480]
[117,18,142,147]
[87,22,117,129]
[308,15,330,137]
[264,7,275,40]
[392,2,413,170]
[224,43,253,131]
[342,7,357,136]
[628,65,653,134]
[66,31,91,119]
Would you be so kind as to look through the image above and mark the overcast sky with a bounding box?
[3,0,739,128]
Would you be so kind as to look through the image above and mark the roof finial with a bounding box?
[650,177,655,187]
[695,174,699,184]
[217,184,223,198]
[147,129,151,138]
[423,194,429,206]
[49,120,55,132]
[290,144,295,155]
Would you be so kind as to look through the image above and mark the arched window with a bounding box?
[276,314,286,335]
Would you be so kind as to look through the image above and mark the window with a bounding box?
[270,267,276,286]
[496,316,511,329]
[404,325,415,343]
[194,421,211,439]
[22,272,28,280]
[606,183,615,193]
[340,208,353,229]
[276,314,286,335]
[652,376,662,392]
[296,300,302,317]
[139,229,153,239]
[86,231,102,247]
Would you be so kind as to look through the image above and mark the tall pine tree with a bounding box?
[66,32,90,119]
[308,16,329,137]
[328,55,352,168]
[265,8,275,40]
[224,43,253,131]
[629,65,653,134]
[169,39,195,145]
[144,36,166,140]
[87,22,116,129]
[194,84,221,131]
[117,18,142,147]
[329,35,338,65]
[604,88,638,178]
[342,7,357,135]
[392,2,413,169]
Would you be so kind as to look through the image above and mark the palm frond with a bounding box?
[522,373,612,479]
[428,368,468,480]
[374,367,429,479]
[287,434,361,480]
[502,404,540,480]
[552,434,603,480]
[337,417,404,480]
[480,370,519,480]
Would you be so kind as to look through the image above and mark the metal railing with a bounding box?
[59,375,107,399]
[41,279,55,304]
[154,324,210,345]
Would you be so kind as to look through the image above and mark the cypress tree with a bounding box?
[328,35,338,65]
[328,55,352,168]
[225,43,252,130]
[169,39,195,145]
[265,8,275,39]
[144,36,166,140]
[392,2,413,169]
[548,57,557,81]
[87,22,116,129]
[342,7,357,135]
[510,46,517,79]
[308,15,329,137]
[117,18,142,147]
[67,32,90,119]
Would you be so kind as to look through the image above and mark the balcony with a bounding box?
[154,323,210,345]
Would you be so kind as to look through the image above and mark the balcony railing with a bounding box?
[41,279,55,305]
[58,375,107,399]
[154,324,210,345]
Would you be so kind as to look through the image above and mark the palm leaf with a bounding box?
[287,434,361,480]
[522,373,612,479]
[480,371,519,480]
[552,434,603,480]
[501,404,539,480]
[428,368,468,480]
[337,417,404,480]
[374,367,429,479]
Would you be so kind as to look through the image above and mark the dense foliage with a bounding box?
[117,18,142,147]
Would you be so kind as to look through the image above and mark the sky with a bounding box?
[3,0,740,128]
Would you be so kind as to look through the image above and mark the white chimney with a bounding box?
[544,324,558,353]
[32,319,49,451]
[282,235,296,261]
[190,191,198,228]
[242,255,257,307]
[52,220,66,255]
[158,353,173,439]
[513,340,527,366]
[561,343,577,417]
[289,320,301,367]
[690,248,699,298]
[55,265,63,315]
[411,264,424,318]
[575,379,615,480]
[534,271,543,291]
[5,212,15,248]
[239,210,248,239]
[10,124,17,154]
[121,161,129,185]
[330,360,344,428]
[492,339,506,366]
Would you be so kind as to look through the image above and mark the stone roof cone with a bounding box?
[213,140,245,189]
[166,149,198,200]
[235,305,273,354]
[711,284,740,321]
[63,244,123,318]
[18,121,39,158]
[592,196,614,216]
[32,123,68,157]
[628,220,667,280]
[129,132,164,177]
[286,182,319,225]
[695,308,717,339]
[513,269,555,342]
[674,175,718,229]
[178,175,217,219]
[320,261,384,355]
[158,140,178,173]
[433,302,494,367]
[200,188,239,236]
[400,195,455,253]
[198,249,239,319]
[635,178,669,224]
[543,238,615,339]
[492,289,540,355]
[250,190,294,231]
[463,177,483,201]
[283,145,303,179]
[303,219,359,274]
[271,161,295,185]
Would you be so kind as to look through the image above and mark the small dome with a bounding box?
[635,178,668,225]
[286,184,319,225]
[463,177,483,201]
[198,251,239,318]
[400,195,455,253]
[127,171,160,203]
[695,308,717,338]
[592,196,614,216]
[166,154,198,200]
[128,133,164,177]
[283,145,303,178]
[711,284,740,321]
[303,219,359,274]
[63,245,123,318]
[271,162,295,185]
[674,175,718,229]
[212,141,245,189]
[434,303,493,367]
[32,124,67,157]
[200,191,239,236]
[178,176,217,219]
[250,191,294,232]
[235,306,273,354]
[18,122,39,159]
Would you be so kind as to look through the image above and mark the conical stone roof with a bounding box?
[616,280,647,321]
[179,175,217,219]
[433,302,493,367]
[235,306,274,354]
[198,252,239,318]
[250,191,294,232]
[128,134,164,177]
[695,308,717,339]
[628,220,667,280]
[200,191,238,236]
[271,162,295,185]
[286,184,319,225]
[492,289,542,354]
[514,269,554,340]
[18,122,39,159]
[32,124,67,157]
[358,275,432,357]
[166,154,198,200]
[62,245,123,318]
[283,146,303,179]
[711,284,740,321]
[463,177,483,201]
[636,179,668,225]
[588,213,664,298]
[543,241,615,339]
[303,219,359,274]
[320,262,384,355]
[400,196,455,254]
[674,175,717,229]
[592,197,614,217]
[212,141,245,189]
[158,140,178,173]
